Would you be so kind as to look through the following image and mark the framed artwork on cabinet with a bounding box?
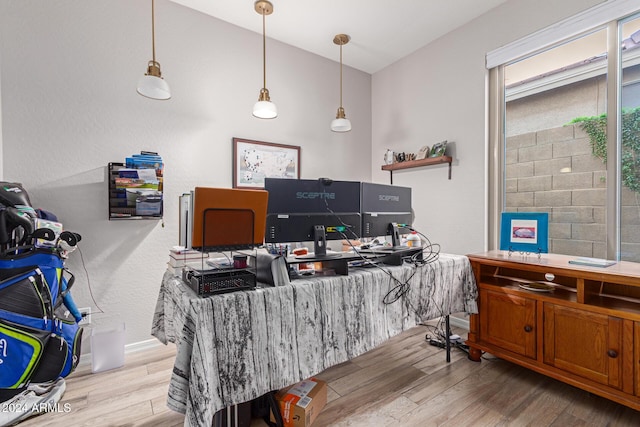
[232,138,300,189]
[499,212,549,254]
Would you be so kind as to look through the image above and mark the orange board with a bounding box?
[191,187,268,250]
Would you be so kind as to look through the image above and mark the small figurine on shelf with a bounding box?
[429,140,448,157]
[416,145,430,160]
[384,149,394,165]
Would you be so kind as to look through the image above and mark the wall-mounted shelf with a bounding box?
[381,155,452,183]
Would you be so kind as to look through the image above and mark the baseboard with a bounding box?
[449,315,470,331]
[78,338,165,367]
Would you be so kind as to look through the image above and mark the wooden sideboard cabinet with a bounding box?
[467,251,640,410]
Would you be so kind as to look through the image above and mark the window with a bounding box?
[620,16,640,261]
[488,3,640,262]
[504,29,609,258]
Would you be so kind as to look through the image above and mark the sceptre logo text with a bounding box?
[296,192,335,200]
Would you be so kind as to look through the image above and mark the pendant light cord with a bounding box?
[339,43,343,108]
[151,0,156,63]
[262,9,267,89]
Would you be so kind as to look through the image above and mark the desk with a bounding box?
[151,253,477,427]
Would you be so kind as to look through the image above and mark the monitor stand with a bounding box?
[295,224,342,260]
[356,246,422,266]
[389,222,403,247]
[288,225,354,276]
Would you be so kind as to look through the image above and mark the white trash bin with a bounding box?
[90,323,126,373]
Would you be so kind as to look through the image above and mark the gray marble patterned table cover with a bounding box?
[151,253,477,427]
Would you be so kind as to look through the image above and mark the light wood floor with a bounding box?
[18,323,640,427]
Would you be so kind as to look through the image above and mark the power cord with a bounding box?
[343,227,441,303]
[426,331,470,355]
[324,195,447,321]
[76,245,105,315]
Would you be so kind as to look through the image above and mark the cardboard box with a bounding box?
[271,378,327,427]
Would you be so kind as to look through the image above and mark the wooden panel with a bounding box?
[480,288,536,358]
[543,303,555,366]
[577,277,586,304]
[622,319,634,394]
[607,316,622,390]
[636,322,640,397]
[468,251,640,288]
[543,303,622,388]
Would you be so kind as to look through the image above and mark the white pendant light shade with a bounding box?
[137,75,171,100]
[253,1,277,119]
[138,0,171,100]
[253,87,277,118]
[253,100,278,119]
[331,117,352,132]
[137,62,171,100]
[331,34,351,132]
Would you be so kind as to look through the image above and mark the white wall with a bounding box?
[371,0,604,256]
[0,0,614,348]
[0,0,371,347]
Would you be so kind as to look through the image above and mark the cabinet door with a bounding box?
[636,322,640,396]
[479,288,536,358]
[544,303,628,390]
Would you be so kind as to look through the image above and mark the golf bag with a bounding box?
[0,182,83,406]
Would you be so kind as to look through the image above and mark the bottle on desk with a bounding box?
[407,231,421,248]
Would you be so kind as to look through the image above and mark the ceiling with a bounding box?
[169,0,509,74]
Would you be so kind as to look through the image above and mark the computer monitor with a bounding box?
[188,187,269,252]
[361,182,413,247]
[264,178,361,258]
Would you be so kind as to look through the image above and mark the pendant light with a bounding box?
[253,0,277,119]
[331,34,351,132]
[137,0,171,100]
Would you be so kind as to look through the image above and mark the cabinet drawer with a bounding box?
[479,288,537,359]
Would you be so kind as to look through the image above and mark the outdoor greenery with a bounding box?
[570,107,640,192]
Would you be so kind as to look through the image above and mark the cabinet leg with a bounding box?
[467,346,482,362]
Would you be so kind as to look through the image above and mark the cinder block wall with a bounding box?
[504,65,640,262]
[504,123,637,259]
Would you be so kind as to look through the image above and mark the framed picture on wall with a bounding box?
[499,212,549,254]
[233,138,301,189]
